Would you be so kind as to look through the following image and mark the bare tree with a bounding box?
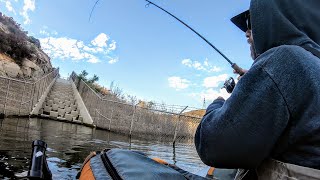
[109,81,124,100]
[147,101,155,109]
[127,95,138,106]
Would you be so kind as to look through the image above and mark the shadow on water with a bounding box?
[0,118,205,179]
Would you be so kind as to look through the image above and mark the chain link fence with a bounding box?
[0,69,59,117]
[70,72,203,144]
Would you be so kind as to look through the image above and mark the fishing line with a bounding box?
[145,0,245,76]
[89,0,102,22]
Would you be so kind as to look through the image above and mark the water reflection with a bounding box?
[0,118,205,179]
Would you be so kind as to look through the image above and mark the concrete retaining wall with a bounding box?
[71,73,201,142]
[70,79,94,126]
[0,69,59,117]
[30,77,57,115]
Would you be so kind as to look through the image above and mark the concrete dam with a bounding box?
[0,70,202,143]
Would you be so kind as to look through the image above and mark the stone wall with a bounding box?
[0,69,59,117]
[71,73,201,143]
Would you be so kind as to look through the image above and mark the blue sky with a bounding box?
[0,0,252,108]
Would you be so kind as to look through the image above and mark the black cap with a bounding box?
[231,10,250,32]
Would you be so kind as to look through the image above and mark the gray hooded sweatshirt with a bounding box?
[195,0,320,170]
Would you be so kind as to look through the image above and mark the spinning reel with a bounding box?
[222,77,236,94]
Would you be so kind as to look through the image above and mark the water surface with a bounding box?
[0,118,205,179]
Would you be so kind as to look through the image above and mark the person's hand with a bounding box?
[233,69,248,80]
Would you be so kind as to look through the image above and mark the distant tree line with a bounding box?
[77,70,109,95]
[76,70,157,108]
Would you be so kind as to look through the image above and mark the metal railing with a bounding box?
[0,68,59,117]
[70,72,203,144]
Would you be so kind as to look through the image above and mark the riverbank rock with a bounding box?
[0,55,23,78]
[0,13,52,81]
[21,58,44,79]
[0,52,51,80]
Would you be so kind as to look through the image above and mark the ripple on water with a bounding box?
[0,118,206,179]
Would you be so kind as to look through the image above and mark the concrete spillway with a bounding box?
[39,78,83,123]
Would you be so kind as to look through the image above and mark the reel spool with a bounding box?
[222,77,236,94]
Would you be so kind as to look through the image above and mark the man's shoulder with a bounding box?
[252,45,316,70]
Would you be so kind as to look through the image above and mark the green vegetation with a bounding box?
[0,12,40,66]
[76,70,160,109]
[77,70,110,96]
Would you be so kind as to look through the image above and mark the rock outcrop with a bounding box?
[0,13,52,81]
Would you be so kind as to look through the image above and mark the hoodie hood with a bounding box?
[250,0,320,56]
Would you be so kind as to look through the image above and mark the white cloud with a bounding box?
[83,45,98,53]
[108,58,118,64]
[40,30,50,36]
[40,28,59,36]
[6,1,15,13]
[182,59,192,67]
[87,57,100,63]
[203,74,229,88]
[181,58,222,73]
[193,61,205,71]
[108,41,117,51]
[190,88,231,103]
[21,0,35,24]
[211,66,222,72]
[0,0,16,14]
[40,34,118,64]
[168,76,190,90]
[204,59,209,67]
[91,33,109,47]
[52,30,58,35]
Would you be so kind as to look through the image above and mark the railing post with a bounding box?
[39,77,44,99]
[34,83,39,105]
[87,91,94,115]
[92,95,98,124]
[96,108,100,127]
[3,79,11,115]
[129,103,138,136]
[96,100,104,128]
[18,83,26,116]
[109,107,114,131]
[173,106,188,145]
[30,84,34,112]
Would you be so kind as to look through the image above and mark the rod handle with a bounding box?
[231,63,245,76]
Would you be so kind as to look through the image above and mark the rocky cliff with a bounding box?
[0,12,52,81]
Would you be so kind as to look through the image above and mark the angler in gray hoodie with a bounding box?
[195,0,320,171]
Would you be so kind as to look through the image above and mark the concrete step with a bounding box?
[41,78,83,123]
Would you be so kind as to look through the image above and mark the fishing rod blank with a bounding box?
[145,0,245,76]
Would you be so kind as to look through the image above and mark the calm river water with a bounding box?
[0,118,206,179]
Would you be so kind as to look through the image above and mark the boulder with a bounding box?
[2,61,22,78]
[0,22,9,34]
[0,60,4,71]
[0,69,5,76]
[21,66,32,77]
[31,69,44,81]
[0,61,6,76]
[29,53,38,62]
[22,59,40,70]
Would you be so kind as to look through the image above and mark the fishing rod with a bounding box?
[145,0,245,93]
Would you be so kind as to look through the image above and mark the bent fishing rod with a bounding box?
[145,0,245,76]
[145,1,244,93]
